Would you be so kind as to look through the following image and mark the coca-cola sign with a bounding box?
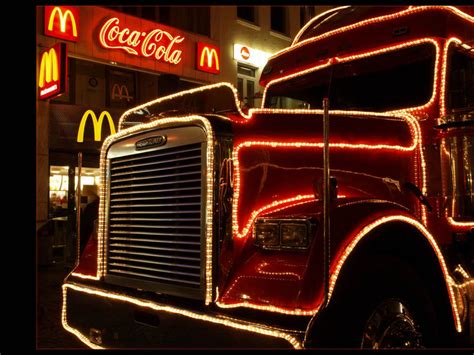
[98,17,185,65]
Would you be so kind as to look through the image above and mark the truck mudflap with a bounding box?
[62,283,303,349]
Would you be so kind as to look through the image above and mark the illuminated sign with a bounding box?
[38,43,67,100]
[77,110,116,143]
[44,6,79,42]
[111,84,133,102]
[196,42,220,74]
[233,44,271,68]
[98,17,185,65]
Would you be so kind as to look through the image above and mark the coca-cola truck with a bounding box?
[62,6,474,349]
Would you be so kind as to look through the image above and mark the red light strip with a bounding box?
[262,38,441,114]
[62,283,302,349]
[232,113,419,239]
[272,6,474,60]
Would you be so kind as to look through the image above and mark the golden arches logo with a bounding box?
[200,47,220,71]
[111,84,133,102]
[77,110,116,143]
[39,48,58,88]
[48,7,77,37]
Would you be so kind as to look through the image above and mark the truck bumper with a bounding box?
[62,283,301,349]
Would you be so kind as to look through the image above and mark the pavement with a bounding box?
[37,261,87,349]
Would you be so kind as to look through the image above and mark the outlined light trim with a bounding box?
[326,215,463,333]
[70,273,99,280]
[448,217,474,227]
[440,38,470,118]
[271,6,474,60]
[292,6,351,45]
[454,265,471,279]
[62,283,302,349]
[262,38,441,113]
[97,115,215,305]
[232,123,418,239]
[118,82,244,131]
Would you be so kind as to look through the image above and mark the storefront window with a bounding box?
[107,68,137,109]
[75,59,106,108]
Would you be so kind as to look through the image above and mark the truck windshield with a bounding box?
[264,43,436,111]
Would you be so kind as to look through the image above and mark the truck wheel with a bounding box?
[361,298,423,348]
[306,254,448,349]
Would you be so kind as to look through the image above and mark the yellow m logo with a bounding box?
[77,110,116,143]
[200,47,219,70]
[38,48,58,88]
[48,7,77,36]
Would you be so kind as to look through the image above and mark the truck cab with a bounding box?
[62,6,474,349]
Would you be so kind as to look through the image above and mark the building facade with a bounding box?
[36,5,333,263]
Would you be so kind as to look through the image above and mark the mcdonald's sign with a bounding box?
[196,42,220,74]
[38,43,67,100]
[77,110,116,143]
[111,84,133,102]
[44,6,79,42]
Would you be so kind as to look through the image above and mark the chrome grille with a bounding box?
[105,130,206,298]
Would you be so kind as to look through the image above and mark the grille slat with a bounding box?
[111,194,201,203]
[112,186,200,196]
[106,141,204,292]
[111,162,201,178]
[111,178,202,190]
[109,263,201,278]
[111,155,201,172]
[110,237,200,245]
[108,269,201,286]
[112,171,201,184]
[109,255,200,270]
[109,249,200,262]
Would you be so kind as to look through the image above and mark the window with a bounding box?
[74,59,106,108]
[237,6,257,24]
[446,46,474,115]
[265,43,436,111]
[107,68,136,109]
[158,6,210,37]
[237,63,257,108]
[271,6,288,35]
[445,129,474,220]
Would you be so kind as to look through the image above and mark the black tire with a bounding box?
[306,254,451,349]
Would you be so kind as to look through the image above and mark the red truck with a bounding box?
[62,6,474,349]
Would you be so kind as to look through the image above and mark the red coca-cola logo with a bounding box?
[240,46,250,60]
[98,17,185,65]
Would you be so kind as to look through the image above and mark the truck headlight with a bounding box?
[255,223,280,247]
[281,223,308,247]
[253,218,313,250]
